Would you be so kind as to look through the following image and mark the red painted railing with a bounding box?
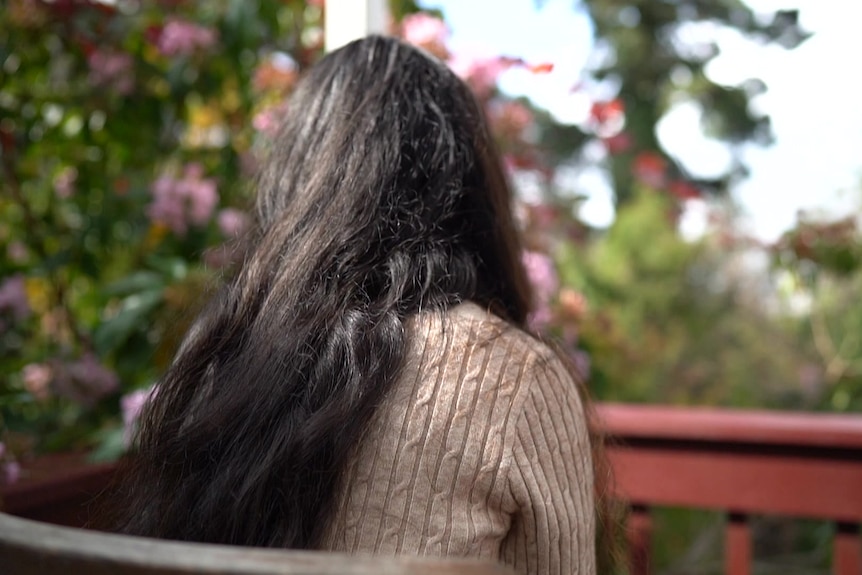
[2,405,862,574]
[597,403,862,575]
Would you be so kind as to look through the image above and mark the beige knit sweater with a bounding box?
[321,302,596,574]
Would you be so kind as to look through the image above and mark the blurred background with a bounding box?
[1,0,859,572]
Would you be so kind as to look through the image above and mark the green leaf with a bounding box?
[94,289,164,355]
[104,271,165,296]
[89,426,127,462]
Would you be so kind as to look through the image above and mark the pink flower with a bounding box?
[6,241,28,263]
[87,50,134,95]
[489,100,534,139]
[252,102,288,136]
[401,13,447,45]
[401,13,448,59]
[522,250,559,303]
[22,363,52,400]
[147,163,219,235]
[522,250,559,331]
[121,385,156,446]
[447,53,509,99]
[53,166,77,198]
[0,275,29,322]
[157,19,218,57]
[217,208,249,238]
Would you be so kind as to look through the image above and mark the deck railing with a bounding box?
[2,404,861,574]
[598,403,862,575]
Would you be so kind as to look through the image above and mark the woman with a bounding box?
[116,35,597,574]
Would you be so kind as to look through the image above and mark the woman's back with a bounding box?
[113,35,598,574]
[323,302,595,574]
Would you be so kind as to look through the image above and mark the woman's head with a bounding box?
[113,35,533,549]
[251,35,530,323]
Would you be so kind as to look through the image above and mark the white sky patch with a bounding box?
[678,199,710,242]
[575,168,616,228]
[656,100,735,179]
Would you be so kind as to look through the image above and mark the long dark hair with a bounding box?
[113,35,533,548]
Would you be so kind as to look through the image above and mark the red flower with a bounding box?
[589,99,624,125]
[602,132,632,155]
[528,62,554,74]
[632,151,667,189]
[668,180,701,200]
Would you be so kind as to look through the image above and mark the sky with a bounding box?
[420,0,862,242]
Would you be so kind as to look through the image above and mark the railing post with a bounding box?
[726,512,752,575]
[324,0,390,52]
[627,504,652,575]
[834,522,861,575]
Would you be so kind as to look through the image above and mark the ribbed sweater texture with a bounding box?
[321,302,596,574]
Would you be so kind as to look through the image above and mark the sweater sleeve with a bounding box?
[500,350,596,575]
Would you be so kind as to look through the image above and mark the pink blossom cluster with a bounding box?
[252,102,289,136]
[447,52,510,99]
[217,208,249,238]
[157,19,218,57]
[397,13,507,98]
[147,163,218,235]
[521,250,559,331]
[0,275,29,331]
[21,356,118,405]
[87,50,134,95]
[121,385,156,447]
[400,12,449,59]
[489,100,534,140]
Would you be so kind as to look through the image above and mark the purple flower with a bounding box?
[53,354,119,405]
[0,275,30,322]
[522,250,559,331]
[3,461,20,485]
[522,250,559,303]
[121,386,156,446]
[147,163,219,235]
[0,441,20,485]
[87,50,134,95]
[157,19,218,57]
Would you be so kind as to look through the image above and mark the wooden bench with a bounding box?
[0,511,513,575]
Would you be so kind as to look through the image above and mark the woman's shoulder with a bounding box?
[410,301,568,372]
[403,301,582,428]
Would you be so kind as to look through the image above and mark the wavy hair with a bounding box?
[112,35,533,548]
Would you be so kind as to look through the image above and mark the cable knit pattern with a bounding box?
[321,302,595,575]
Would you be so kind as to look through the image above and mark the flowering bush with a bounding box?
[0,1,577,482]
[0,0,330,474]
